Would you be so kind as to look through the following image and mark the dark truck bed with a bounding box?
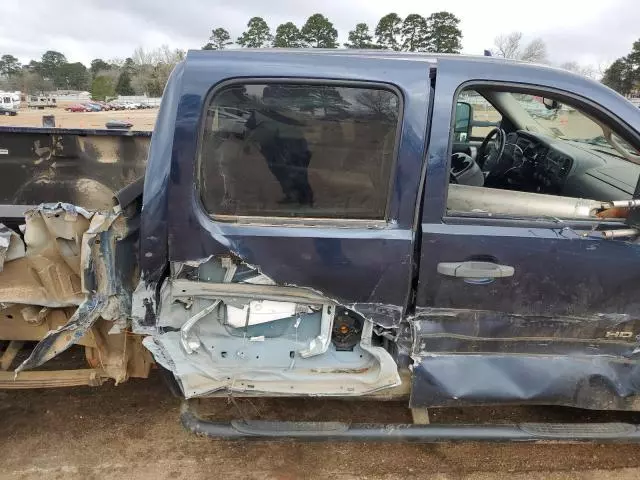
[0,126,150,211]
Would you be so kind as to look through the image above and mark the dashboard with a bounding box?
[504,132,573,193]
[500,130,640,200]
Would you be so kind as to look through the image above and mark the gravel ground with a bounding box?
[2,369,640,480]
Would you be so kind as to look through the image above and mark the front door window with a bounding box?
[448,86,640,220]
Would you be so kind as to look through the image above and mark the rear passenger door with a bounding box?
[167,53,433,327]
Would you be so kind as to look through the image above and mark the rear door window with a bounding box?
[199,82,401,220]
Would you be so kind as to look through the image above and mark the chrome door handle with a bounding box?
[437,261,514,279]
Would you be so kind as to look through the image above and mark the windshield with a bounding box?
[508,93,640,157]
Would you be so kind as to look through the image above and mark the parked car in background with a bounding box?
[105,100,156,110]
[93,101,112,111]
[65,104,89,112]
[83,103,102,112]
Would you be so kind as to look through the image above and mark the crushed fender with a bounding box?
[0,203,135,374]
[139,256,401,398]
[0,224,25,270]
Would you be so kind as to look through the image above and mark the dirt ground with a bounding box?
[3,364,640,480]
[0,106,157,130]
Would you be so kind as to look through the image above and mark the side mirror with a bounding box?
[454,101,473,142]
[543,98,560,110]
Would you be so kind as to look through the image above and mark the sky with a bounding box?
[1,0,638,68]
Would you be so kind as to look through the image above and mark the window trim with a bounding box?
[443,80,640,225]
[195,77,405,227]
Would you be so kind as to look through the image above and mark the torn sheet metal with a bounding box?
[349,303,403,327]
[144,285,400,398]
[140,256,402,397]
[0,203,137,373]
[0,204,91,307]
[16,296,108,373]
[131,281,161,333]
[409,308,640,410]
[171,279,332,307]
[0,224,25,270]
[132,250,407,334]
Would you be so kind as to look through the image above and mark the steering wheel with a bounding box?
[477,128,507,177]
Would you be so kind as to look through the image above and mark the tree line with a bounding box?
[0,11,464,100]
[204,12,463,53]
[602,40,640,96]
[0,46,185,100]
[0,11,636,100]
[204,15,639,97]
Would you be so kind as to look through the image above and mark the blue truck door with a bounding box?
[164,51,432,327]
[412,58,640,410]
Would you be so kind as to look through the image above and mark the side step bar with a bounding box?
[181,402,640,443]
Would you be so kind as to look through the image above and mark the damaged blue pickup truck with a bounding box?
[3,50,640,442]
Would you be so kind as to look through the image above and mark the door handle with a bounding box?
[437,261,514,280]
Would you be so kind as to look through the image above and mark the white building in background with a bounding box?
[0,91,21,110]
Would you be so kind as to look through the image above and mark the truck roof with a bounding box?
[182,48,617,106]
[186,48,564,73]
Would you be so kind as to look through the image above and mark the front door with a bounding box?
[412,59,640,411]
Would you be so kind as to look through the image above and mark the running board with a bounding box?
[181,402,640,443]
